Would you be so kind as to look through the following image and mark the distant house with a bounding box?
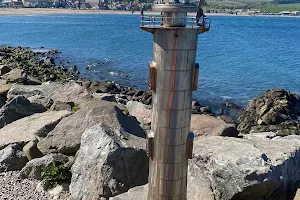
[291,11,300,16]
[1,2,9,7]
[1,0,23,7]
[98,1,108,10]
[23,0,53,8]
[278,11,291,15]
[115,3,126,10]
[84,2,99,9]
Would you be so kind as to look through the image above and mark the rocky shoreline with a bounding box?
[0,45,300,200]
[0,46,219,115]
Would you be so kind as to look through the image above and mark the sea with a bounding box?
[0,14,300,110]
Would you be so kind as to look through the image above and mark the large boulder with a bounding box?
[0,95,47,129]
[111,176,214,200]
[191,114,239,137]
[70,125,148,200]
[0,65,12,75]
[0,144,28,172]
[126,101,152,125]
[19,153,69,180]
[238,89,300,135]
[0,110,72,150]
[112,135,300,200]
[189,135,300,200]
[92,93,116,102]
[22,140,44,161]
[1,68,41,85]
[49,100,73,111]
[0,94,5,108]
[7,82,93,105]
[37,105,146,155]
[0,79,13,99]
[88,81,121,94]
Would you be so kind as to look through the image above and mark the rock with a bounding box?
[221,102,242,109]
[43,57,55,66]
[126,95,133,101]
[238,89,300,135]
[7,82,92,105]
[49,82,92,105]
[0,96,5,108]
[126,101,152,125]
[0,144,28,172]
[112,176,214,200]
[0,110,72,150]
[191,100,202,114]
[1,68,41,85]
[77,80,91,89]
[89,81,121,94]
[294,189,300,200]
[82,98,125,110]
[0,96,47,129]
[132,90,144,100]
[23,141,44,161]
[50,100,73,111]
[189,136,300,200]
[1,68,25,83]
[110,185,148,200]
[192,103,212,115]
[122,88,136,96]
[200,106,211,113]
[48,183,69,198]
[26,77,43,86]
[0,79,13,99]
[243,132,277,140]
[0,65,12,75]
[114,135,300,200]
[7,84,47,101]
[70,125,148,199]
[50,82,92,104]
[192,100,201,107]
[130,90,152,105]
[92,93,116,102]
[115,94,128,105]
[19,153,69,180]
[38,105,145,155]
[35,181,45,194]
[217,115,236,125]
[27,95,55,110]
[191,114,239,137]
[140,91,152,105]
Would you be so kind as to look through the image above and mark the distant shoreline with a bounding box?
[0,8,300,18]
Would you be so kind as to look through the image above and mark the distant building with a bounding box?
[291,11,300,16]
[278,11,291,15]
[23,0,53,8]
[1,0,23,7]
[84,2,98,9]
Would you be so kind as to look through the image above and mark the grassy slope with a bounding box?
[207,0,300,12]
[258,3,300,12]
[207,0,273,5]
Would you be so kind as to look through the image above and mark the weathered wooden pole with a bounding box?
[141,3,210,199]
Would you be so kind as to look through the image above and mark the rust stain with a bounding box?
[167,30,178,128]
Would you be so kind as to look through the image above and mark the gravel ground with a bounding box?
[0,171,71,200]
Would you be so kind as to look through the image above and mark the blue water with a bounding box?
[0,14,300,108]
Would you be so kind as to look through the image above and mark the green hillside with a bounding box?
[259,3,300,12]
[206,0,300,11]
